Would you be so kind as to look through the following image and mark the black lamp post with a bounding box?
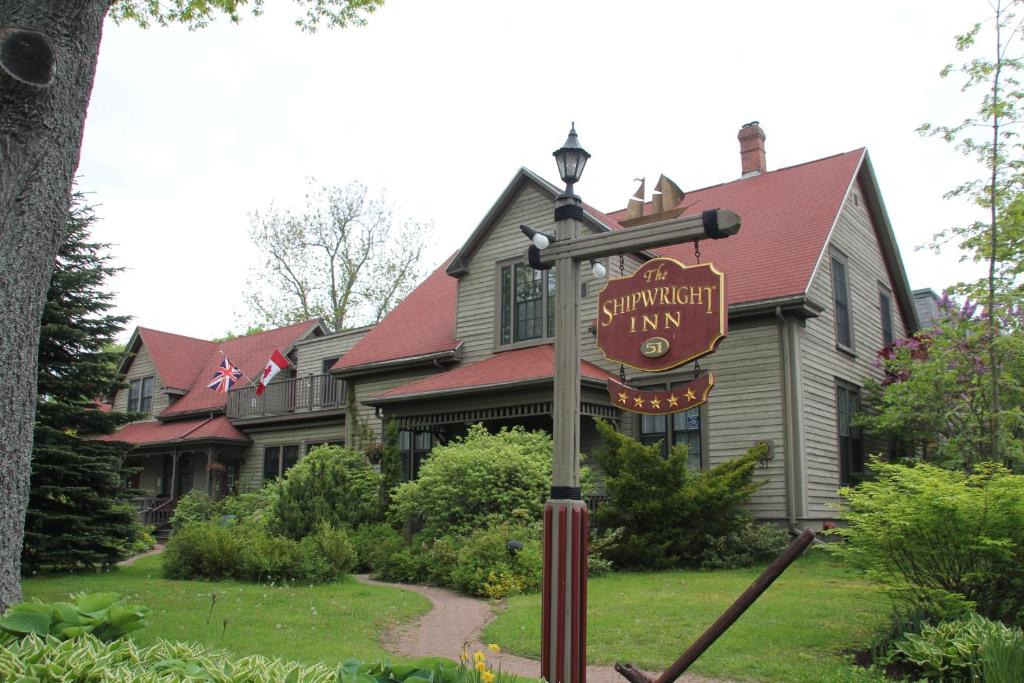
[552,123,591,200]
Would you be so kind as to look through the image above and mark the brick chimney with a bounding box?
[738,121,767,177]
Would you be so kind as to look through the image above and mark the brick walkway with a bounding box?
[357,576,729,683]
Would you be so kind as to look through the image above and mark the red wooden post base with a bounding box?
[542,499,589,683]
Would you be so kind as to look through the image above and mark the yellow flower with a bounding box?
[461,651,468,663]
[482,671,495,683]
[488,643,500,653]
[475,661,487,672]
[473,651,486,663]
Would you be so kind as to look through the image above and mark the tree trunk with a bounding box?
[0,0,111,610]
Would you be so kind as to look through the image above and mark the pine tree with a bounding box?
[21,193,139,573]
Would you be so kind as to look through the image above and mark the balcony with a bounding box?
[227,372,345,420]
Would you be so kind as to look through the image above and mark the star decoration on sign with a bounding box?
[605,374,716,416]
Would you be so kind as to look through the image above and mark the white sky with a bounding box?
[78,0,991,342]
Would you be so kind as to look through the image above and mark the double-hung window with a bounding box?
[831,253,854,350]
[837,383,864,486]
[263,444,300,482]
[499,263,555,345]
[128,376,155,414]
[879,289,894,346]
[399,430,434,480]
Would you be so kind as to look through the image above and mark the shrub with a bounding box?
[887,613,1024,681]
[299,522,358,582]
[698,517,791,569]
[389,424,552,539]
[220,481,279,524]
[273,445,382,539]
[0,592,147,644]
[162,521,244,580]
[169,490,217,531]
[832,459,1024,624]
[369,533,433,584]
[238,530,308,583]
[449,524,543,599]
[588,418,764,569]
[349,522,404,574]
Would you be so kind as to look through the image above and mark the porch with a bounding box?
[226,372,345,420]
[126,444,247,531]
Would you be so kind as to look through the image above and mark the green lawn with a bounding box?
[483,550,887,683]
[21,554,431,666]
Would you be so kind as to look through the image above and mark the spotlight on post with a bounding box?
[552,122,591,199]
[591,260,607,279]
[520,224,555,252]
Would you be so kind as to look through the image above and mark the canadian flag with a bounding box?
[256,349,291,396]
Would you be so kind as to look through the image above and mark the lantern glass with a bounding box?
[552,126,591,185]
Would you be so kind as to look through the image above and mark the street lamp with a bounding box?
[552,123,591,199]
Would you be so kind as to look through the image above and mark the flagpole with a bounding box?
[219,349,258,387]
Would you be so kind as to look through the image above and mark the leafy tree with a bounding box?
[860,296,1024,470]
[919,0,1024,458]
[832,458,1024,625]
[21,195,140,573]
[246,181,429,331]
[0,0,381,610]
[588,418,764,570]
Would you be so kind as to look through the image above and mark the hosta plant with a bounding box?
[0,592,147,644]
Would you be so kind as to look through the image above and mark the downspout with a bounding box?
[775,307,799,534]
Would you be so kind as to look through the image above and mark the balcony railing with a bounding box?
[227,372,345,420]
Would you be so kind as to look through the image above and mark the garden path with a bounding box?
[356,576,730,683]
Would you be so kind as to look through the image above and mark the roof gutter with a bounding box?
[365,374,610,407]
[332,342,464,379]
[729,295,824,321]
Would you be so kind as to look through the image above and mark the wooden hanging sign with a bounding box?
[597,257,726,373]
[607,374,714,415]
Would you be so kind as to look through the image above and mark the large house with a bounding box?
[107,123,917,531]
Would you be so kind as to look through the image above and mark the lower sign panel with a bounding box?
[607,373,715,415]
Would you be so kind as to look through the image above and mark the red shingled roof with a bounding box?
[331,150,865,373]
[332,255,460,372]
[622,149,865,306]
[137,328,216,390]
[159,320,321,417]
[98,415,248,446]
[374,344,614,401]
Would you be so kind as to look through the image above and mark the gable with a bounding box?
[447,168,621,277]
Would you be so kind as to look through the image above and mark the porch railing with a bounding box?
[226,372,345,420]
[132,496,175,528]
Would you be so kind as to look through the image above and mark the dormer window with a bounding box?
[128,376,155,414]
[499,262,555,345]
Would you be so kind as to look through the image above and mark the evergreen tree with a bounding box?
[21,194,139,573]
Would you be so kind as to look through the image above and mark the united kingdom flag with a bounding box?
[207,355,243,393]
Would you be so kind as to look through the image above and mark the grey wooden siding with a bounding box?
[237,422,347,491]
[128,455,164,497]
[345,368,441,444]
[616,320,787,519]
[294,327,370,376]
[455,184,555,362]
[112,344,169,419]
[453,184,616,364]
[799,179,911,517]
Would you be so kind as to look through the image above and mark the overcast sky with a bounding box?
[78,0,989,342]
